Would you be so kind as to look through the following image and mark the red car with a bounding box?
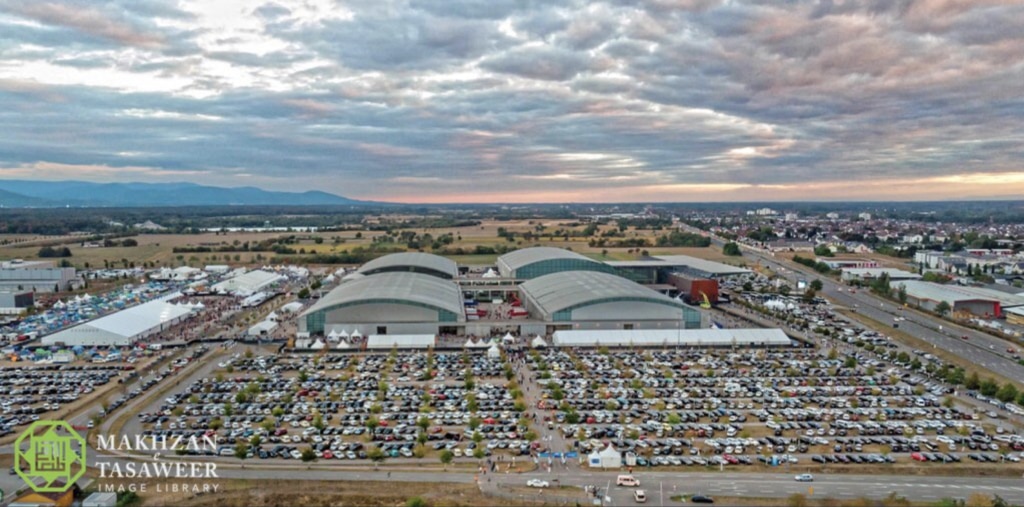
[911,452,926,462]
[961,335,969,340]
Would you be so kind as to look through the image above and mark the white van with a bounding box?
[616,475,640,487]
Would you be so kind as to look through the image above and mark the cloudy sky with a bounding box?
[1,0,1022,203]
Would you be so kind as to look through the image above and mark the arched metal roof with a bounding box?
[497,247,599,272]
[519,270,685,317]
[356,252,458,279]
[302,271,464,317]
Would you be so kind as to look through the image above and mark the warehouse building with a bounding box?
[41,297,195,346]
[606,256,749,285]
[357,252,457,279]
[299,272,465,337]
[0,260,78,293]
[897,281,1024,318]
[518,271,701,333]
[0,291,33,315]
[496,247,616,279]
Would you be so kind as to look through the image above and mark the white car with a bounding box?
[634,490,647,503]
[795,474,814,482]
[527,479,550,488]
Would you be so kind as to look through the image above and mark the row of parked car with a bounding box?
[138,350,532,462]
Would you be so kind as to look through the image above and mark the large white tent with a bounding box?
[279,301,304,313]
[366,334,435,349]
[531,336,548,348]
[551,328,792,348]
[487,343,501,358]
[42,299,195,346]
[212,269,284,295]
[248,320,278,337]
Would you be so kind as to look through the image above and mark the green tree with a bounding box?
[810,279,824,291]
[722,242,742,256]
[965,371,981,390]
[439,450,454,470]
[234,440,250,459]
[300,447,316,462]
[934,300,952,316]
[368,447,387,468]
[995,383,1019,403]
[980,378,1000,397]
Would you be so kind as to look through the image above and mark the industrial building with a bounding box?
[357,252,457,279]
[0,260,78,293]
[299,251,707,340]
[299,271,465,337]
[897,281,1024,318]
[41,297,196,346]
[0,291,33,315]
[518,271,701,333]
[668,274,719,305]
[606,255,749,284]
[841,268,922,284]
[496,247,615,279]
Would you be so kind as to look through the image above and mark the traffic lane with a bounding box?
[825,288,1024,379]
[767,254,1019,365]
[755,254,1024,378]
[555,472,1024,504]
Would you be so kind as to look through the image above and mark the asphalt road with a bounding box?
[755,252,1024,381]
[681,225,1024,381]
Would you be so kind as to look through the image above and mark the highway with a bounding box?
[754,251,1024,381]
[683,225,1024,382]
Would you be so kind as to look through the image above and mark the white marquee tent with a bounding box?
[531,336,548,348]
[42,298,195,347]
[366,334,436,349]
[551,328,792,348]
[248,320,277,337]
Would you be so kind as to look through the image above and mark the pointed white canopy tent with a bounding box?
[338,329,350,339]
[474,339,490,348]
[531,336,548,348]
[327,329,339,342]
[311,339,326,350]
[463,338,476,348]
[336,340,350,349]
[351,329,363,339]
[502,332,516,343]
[588,444,622,469]
[487,343,501,358]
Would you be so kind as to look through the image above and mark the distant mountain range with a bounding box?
[0,180,374,207]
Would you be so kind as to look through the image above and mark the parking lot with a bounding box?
[134,350,536,465]
[526,345,1024,471]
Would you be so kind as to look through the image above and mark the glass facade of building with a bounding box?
[515,259,617,280]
